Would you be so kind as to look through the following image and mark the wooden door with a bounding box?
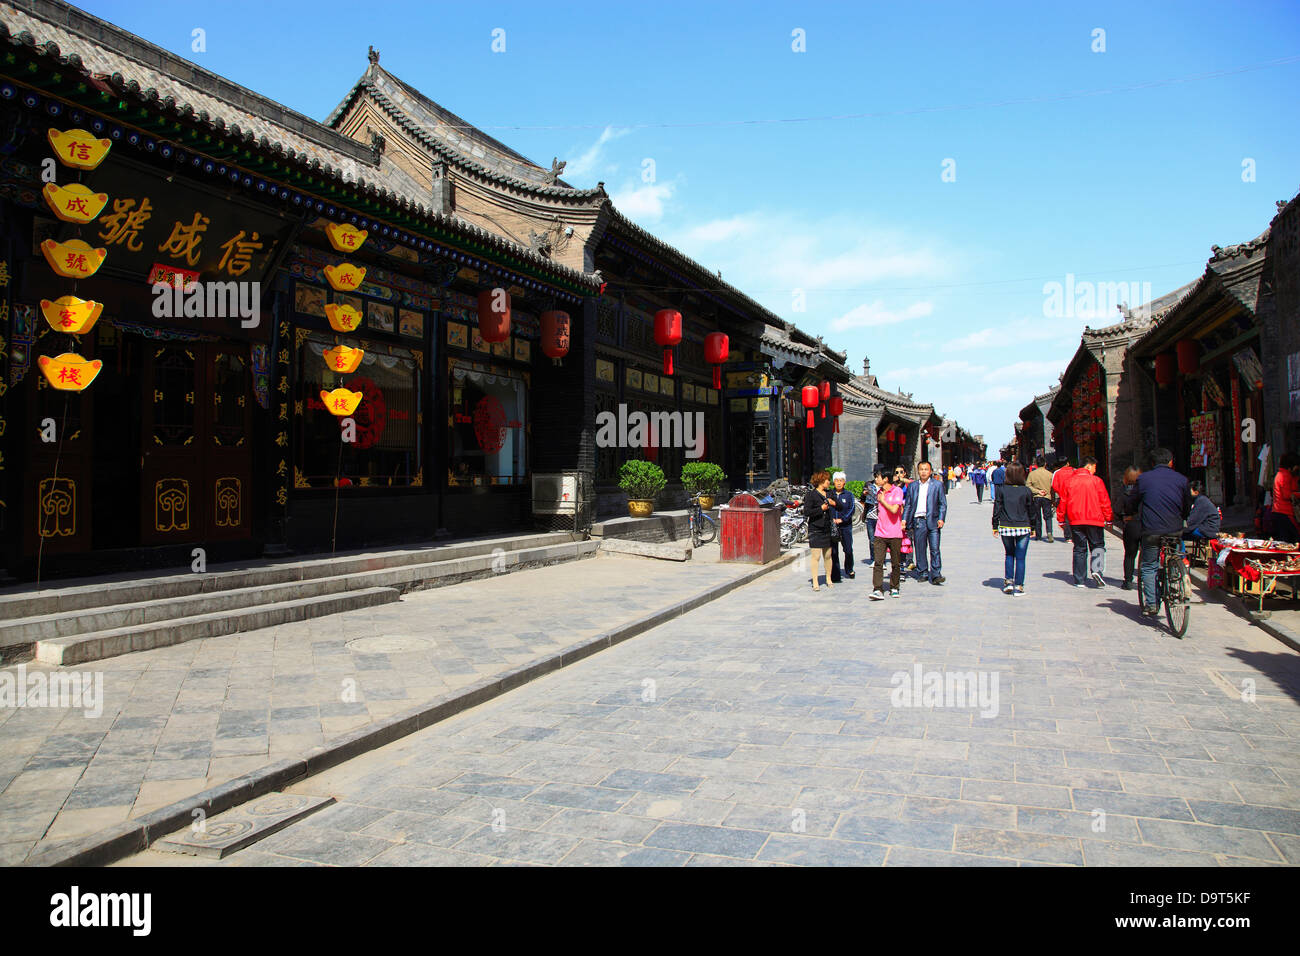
[140,344,252,546]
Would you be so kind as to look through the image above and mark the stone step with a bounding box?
[0,538,598,650]
[35,587,402,666]
[0,531,577,621]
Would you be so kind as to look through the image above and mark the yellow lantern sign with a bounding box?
[323,345,364,374]
[324,303,363,333]
[40,296,104,335]
[320,388,363,417]
[43,183,109,223]
[48,128,113,170]
[325,222,368,253]
[324,262,365,292]
[38,352,103,391]
[41,238,107,279]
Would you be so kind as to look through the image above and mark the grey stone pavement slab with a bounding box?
[1,546,763,863]
[113,492,1300,867]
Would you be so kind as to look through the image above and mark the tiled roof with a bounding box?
[0,0,600,291]
[844,377,934,414]
[331,64,608,202]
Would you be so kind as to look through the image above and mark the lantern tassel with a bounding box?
[663,349,673,377]
[713,366,721,390]
[833,418,839,434]
[806,409,814,429]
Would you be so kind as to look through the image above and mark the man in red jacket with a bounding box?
[1064,456,1113,588]
[1051,455,1075,540]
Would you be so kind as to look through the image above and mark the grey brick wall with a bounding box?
[833,406,882,481]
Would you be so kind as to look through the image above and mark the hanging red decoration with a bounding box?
[819,380,830,418]
[1154,352,1176,387]
[704,331,729,389]
[1176,338,1199,375]
[829,395,843,433]
[653,309,682,376]
[477,288,511,343]
[539,310,570,362]
[801,384,820,429]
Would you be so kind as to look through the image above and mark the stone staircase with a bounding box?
[0,531,596,666]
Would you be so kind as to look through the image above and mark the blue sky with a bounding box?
[82,0,1300,448]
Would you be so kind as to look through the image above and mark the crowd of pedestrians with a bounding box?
[801,448,1240,619]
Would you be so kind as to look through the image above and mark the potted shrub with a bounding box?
[680,461,726,509]
[619,459,666,517]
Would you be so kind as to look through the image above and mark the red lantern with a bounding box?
[801,385,820,429]
[704,331,729,389]
[539,310,570,362]
[829,395,843,433]
[1154,352,1176,387]
[477,289,511,343]
[819,380,830,418]
[654,309,682,376]
[1176,338,1199,375]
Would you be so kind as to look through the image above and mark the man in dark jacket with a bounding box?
[903,460,948,585]
[1117,465,1142,590]
[989,460,1006,507]
[1134,448,1192,615]
[829,471,857,582]
[1183,480,1221,545]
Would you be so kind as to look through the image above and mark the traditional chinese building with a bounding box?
[833,357,938,478]
[0,0,601,579]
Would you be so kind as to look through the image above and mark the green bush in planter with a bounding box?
[680,462,726,496]
[847,480,865,500]
[618,459,667,500]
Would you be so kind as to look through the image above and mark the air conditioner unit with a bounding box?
[532,472,578,515]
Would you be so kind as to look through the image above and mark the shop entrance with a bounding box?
[140,343,252,545]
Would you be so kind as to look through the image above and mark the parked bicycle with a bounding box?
[687,492,718,548]
[1155,535,1192,637]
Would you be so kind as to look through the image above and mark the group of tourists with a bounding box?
[802,460,949,598]
[802,449,1229,616]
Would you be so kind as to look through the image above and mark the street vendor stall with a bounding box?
[1209,536,1300,614]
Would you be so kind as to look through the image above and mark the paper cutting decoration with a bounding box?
[325,222,369,253]
[40,296,104,335]
[320,388,363,417]
[48,128,112,170]
[43,183,109,223]
[323,345,365,374]
[37,352,103,391]
[324,303,364,333]
[41,238,107,279]
[324,262,366,292]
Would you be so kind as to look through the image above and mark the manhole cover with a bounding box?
[345,634,436,654]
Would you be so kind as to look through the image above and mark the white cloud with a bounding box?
[682,215,759,243]
[831,300,934,331]
[944,317,1083,353]
[877,359,986,382]
[981,359,1072,383]
[565,125,631,178]
[611,180,676,222]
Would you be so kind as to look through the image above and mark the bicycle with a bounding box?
[1154,535,1192,637]
[687,493,718,548]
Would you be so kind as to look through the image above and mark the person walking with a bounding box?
[859,477,878,567]
[1269,453,1300,541]
[989,460,1006,508]
[971,462,987,503]
[1051,456,1076,541]
[992,462,1034,594]
[803,470,834,592]
[829,471,857,582]
[1026,455,1055,542]
[1134,448,1192,616]
[1118,464,1143,590]
[893,464,915,571]
[903,460,948,585]
[1064,456,1113,588]
[870,464,905,599]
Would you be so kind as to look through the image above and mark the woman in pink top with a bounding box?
[871,463,906,599]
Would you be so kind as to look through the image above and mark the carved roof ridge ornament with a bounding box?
[545,157,566,185]
[368,46,379,64]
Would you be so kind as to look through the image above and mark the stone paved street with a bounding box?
[118,492,1300,866]
[0,548,763,864]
